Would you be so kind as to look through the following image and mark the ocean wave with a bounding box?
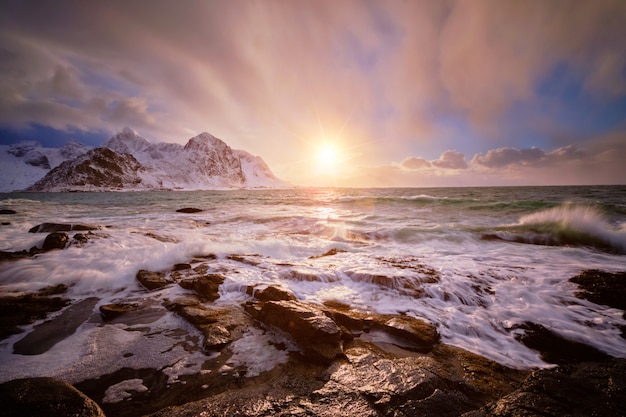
[484,204,626,254]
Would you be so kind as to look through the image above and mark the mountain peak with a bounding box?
[103,128,151,154]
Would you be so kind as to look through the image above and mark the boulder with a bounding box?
[244,300,344,364]
[42,232,69,250]
[29,223,99,233]
[0,377,105,417]
[246,285,297,302]
[178,274,224,301]
[136,270,170,291]
[0,209,17,214]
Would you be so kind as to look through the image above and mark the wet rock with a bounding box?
[201,324,232,350]
[72,233,90,244]
[515,322,611,365]
[176,207,203,213]
[0,286,70,340]
[172,263,191,271]
[467,358,626,417]
[29,222,99,233]
[227,254,262,266]
[165,300,248,351]
[0,209,17,214]
[309,248,347,259]
[244,300,344,364]
[13,297,99,355]
[136,270,170,290]
[41,232,69,250]
[145,338,525,417]
[570,269,626,310]
[246,285,297,302]
[177,273,224,301]
[99,303,139,320]
[0,249,32,261]
[0,377,105,417]
[377,315,440,348]
[324,306,440,352]
[1,222,10,225]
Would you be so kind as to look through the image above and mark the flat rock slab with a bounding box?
[13,297,99,355]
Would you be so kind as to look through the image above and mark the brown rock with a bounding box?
[178,274,224,301]
[245,300,343,364]
[99,303,139,320]
[136,270,170,290]
[246,285,297,302]
[376,315,440,348]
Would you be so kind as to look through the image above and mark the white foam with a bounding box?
[103,378,148,403]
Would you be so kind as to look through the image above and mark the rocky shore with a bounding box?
[1,222,625,416]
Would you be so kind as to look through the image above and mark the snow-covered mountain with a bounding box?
[0,140,92,192]
[2,128,288,192]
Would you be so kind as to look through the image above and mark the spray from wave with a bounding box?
[486,204,626,254]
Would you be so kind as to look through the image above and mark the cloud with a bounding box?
[472,147,546,168]
[400,157,431,170]
[431,150,468,170]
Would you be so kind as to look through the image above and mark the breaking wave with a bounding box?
[486,204,626,254]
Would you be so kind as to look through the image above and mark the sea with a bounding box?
[1,185,625,384]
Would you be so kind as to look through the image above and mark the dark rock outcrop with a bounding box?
[0,377,105,417]
[0,209,17,214]
[570,269,626,310]
[0,285,69,340]
[29,223,99,233]
[41,232,69,250]
[515,322,611,365]
[467,358,626,417]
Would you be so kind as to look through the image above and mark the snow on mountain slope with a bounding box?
[102,129,288,190]
[0,141,91,192]
[235,149,287,188]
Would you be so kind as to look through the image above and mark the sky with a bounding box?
[1,0,625,187]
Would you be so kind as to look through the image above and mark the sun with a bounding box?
[317,143,341,172]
